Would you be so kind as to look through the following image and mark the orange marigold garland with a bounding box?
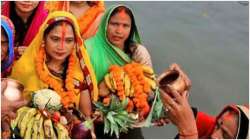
[109,65,126,101]
[107,62,152,119]
[36,47,77,108]
[124,63,150,118]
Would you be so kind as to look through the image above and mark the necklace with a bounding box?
[36,47,76,108]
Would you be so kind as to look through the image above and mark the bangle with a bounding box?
[179,131,198,138]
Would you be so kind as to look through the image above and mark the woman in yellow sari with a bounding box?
[10,11,98,119]
[46,1,105,40]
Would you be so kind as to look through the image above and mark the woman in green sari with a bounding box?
[85,4,152,83]
[85,5,152,138]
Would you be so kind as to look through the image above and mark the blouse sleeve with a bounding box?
[132,44,153,68]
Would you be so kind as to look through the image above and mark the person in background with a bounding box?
[1,15,28,139]
[2,1,48,59]
[159,73,249,139]
[45,1,105,40]
[1,15,15,78]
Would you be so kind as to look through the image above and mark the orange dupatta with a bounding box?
[45,1,105,39]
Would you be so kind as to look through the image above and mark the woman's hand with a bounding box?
[159,85,198,139]
[79,90,93,118]
[14,46,27,59]
[152,117,170,126]
[17,46,27,56]
[1,94,28,118]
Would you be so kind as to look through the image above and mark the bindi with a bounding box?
[118,10,128,19]
[61,23,66,48]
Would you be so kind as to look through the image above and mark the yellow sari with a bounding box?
[10,11,98,108]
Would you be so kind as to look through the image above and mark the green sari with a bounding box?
[86,5,164,138]
[85,5,141,83]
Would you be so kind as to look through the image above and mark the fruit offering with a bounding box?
[95,62,160,138]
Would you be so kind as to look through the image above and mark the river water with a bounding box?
[105,1,248,138]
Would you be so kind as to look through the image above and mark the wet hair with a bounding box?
[109,6,136,57]
[43,20,76,41]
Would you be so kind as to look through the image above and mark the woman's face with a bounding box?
[210,110,239,139]
[14,1,39,14]
[107,10,131,49]
[1,30,8,61]
[44,23,75,62]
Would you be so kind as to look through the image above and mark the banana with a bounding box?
[17,107,31,129]
[37,118,45,139]
[44,119,57,139]
[121,71,126,86]
[130,85,135,97]
[141,65,154,75]
[31,112,42,139]
[54,123,70,139]
[144,76,157,90]
[38,128,45,139]
[144,72,156,80]
[20,108,37,137]
[24,116,35,139]
[11,106,30,129]
[124,74,131,97]
[37,115,45,139]
[16,106,30,113]
[109,73,117,90]
[104,74,115,92]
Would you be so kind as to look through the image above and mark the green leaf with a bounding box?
[104,117,110,134]
[121,98,128,108]
[107,112,115,124]
[99,95,135,138]
[113,116,125,127]
[110,120,114,136]
[94,102,105,110]
[142,88,162,127]
[113,123,119,138]
[109,95,117,110]
[94,102,109,114]
[152,89,164,119]
[120,126,128,133]
[120,110,128,115]
[116,114,127,121]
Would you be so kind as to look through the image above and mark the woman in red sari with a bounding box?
[159,69,249,139]
[2,1,48,59]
